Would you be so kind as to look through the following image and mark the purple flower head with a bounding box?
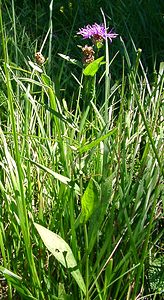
[77,23,118,43]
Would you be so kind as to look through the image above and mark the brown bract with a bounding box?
[82,45,95,65]
[35,52,45,64]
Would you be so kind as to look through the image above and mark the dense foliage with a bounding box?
[0,1,163,299]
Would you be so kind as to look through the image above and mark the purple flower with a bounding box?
[77,23,118,43]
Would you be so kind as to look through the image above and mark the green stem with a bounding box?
[84,224,89,300]
[0,223,12,299]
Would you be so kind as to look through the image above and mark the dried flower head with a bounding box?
[35,52,45,65]
[77,23,118,43]
[82,45,95,57]
[82,45,95,64]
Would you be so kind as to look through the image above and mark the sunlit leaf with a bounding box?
[41,73,52,86]
[0,267,37,299]
[83,56,104,77]
[28,61,43,73]
[58,53,82,67]
[28,160,71,185]
[34,223,86,295]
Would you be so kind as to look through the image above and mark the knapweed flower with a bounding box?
[77,23,118,44]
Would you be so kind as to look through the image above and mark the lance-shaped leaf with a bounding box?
[28,160,71,185]
[81,179,98,223]
[83,56,104,77]
[58,53,82,68]
[0,267,37,299]
[78,128,117,154]
[34,223,86,295]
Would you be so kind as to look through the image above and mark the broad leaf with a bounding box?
[88,175,114,253]
[148,257,164,292]
[81,179,97,223]
[83,56,104,77]
[34,223,86,295]
[57,283,72,300]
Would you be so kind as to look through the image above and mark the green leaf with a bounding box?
[41,73,52,86]
[88,174,114,253]
[34,223,86,295]
[81,179,97,223]
[38,101,78,131]
[57,283,72,300]
[83,56,104,77]
[0,267,22,281]
[148,257,164,292]
[28,160,71,185]
[0,267,37,299]
[78,128,117,154]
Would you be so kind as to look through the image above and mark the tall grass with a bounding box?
[0,1,163,299]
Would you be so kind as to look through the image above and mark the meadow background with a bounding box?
[0,0,163,299]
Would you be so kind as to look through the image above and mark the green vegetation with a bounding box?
[0,1,163,299]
